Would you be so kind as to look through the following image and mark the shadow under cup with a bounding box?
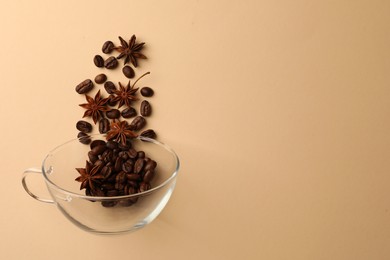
[23,135,180,234]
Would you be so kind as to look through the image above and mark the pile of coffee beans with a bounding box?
[73,35,158,206]
[85,139,157,207]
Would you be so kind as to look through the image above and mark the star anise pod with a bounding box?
[75,161,105,191]
[112,81,139,108]
[112,72,150,108]
[79,90,109,124]
[106,120,138,145]
[114,35,147,67]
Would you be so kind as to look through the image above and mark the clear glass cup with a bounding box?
[22,134,180,235]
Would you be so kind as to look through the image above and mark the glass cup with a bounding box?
[22,134,180,234]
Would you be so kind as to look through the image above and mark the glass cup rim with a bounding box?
[41,134,180,201]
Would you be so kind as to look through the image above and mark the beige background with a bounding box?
[1,0,389,259]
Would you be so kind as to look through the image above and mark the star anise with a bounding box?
[79,90,109,124]
[106,120,138,145]
[112,72,151,108]
[112,81,139,108]
[114,35,147,67]
[75,161,104,191]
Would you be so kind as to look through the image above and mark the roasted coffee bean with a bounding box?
[104,56,118,69]
[100,166,112,179]
[140,129,156,139]
[93,55,104,67]
[127,181,139,188]
[137,151,145,158]
[126,173,141,181]
[76,120,92,133]
[88,151,98,163]
[99,118,110,134]
[77,132,91,144]
[101,200,117,207]
[90,139,106,150]
[101,149,113,163]
[118,151,129,160]
[128,148,138,159]
[122,65,135,78]
[119,198,136,207]
[140,87,154,97]
[130,116,146,131]
[139,182,151,192]
[118,141,132,151]
[143,170,155,183]
[121,107,137,118]
[140,100,152,116]
[116,172,127,184]
[91,145,107,156]
[102,40,114,54]
[104,81,117,94]
[144,160,157,171]
[114,157,123,172]
[101,183,115,190]
[93,159,104,169]
[107,94,118,106]
[106,189,119,197]
[122,160,134,173]
[134,158,145,174]
[94,73,107,84]
[75,79,93,94]
[106,109,120,119]
[106,140,118,150]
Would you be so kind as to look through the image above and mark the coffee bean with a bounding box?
[100,166,112,179]
[77,132,91,144]
[128,148,138,159]
[106,140,118,150]
[130,116,146,131]
[118,141,132,150]
[143,170,155,183]
[75,79,93,94]
[102,41,114,54]
[126,173,141,181]
[94,73,107,84]
[137,151,145,158]
[122,65,135,78]
[144,160,157,171]
[101,149,113,163]
[140,129,156,139]
[104,56,118,69]
[76,120,92,133]
[104,81,117,94]
[139,182,151,192]
[114,157,123,172]
[119,197,136,207]
[99,118,110,134]
[106,189,119,197]
[118,151,130,160]
[140,100,152,116]
[121,107,137,118]
[106,109,120,119]
[101,200,117,208]
[90,139,106,150]
[88,151,98,163]
[93,159,104,169]
[116,171,127,184]
[122,160,134,173]
[93,55,104,67]
[140,87,154,97]
[91,145,107,156]
[134,158,145,174]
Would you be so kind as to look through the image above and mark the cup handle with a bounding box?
[22,168,54,204]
